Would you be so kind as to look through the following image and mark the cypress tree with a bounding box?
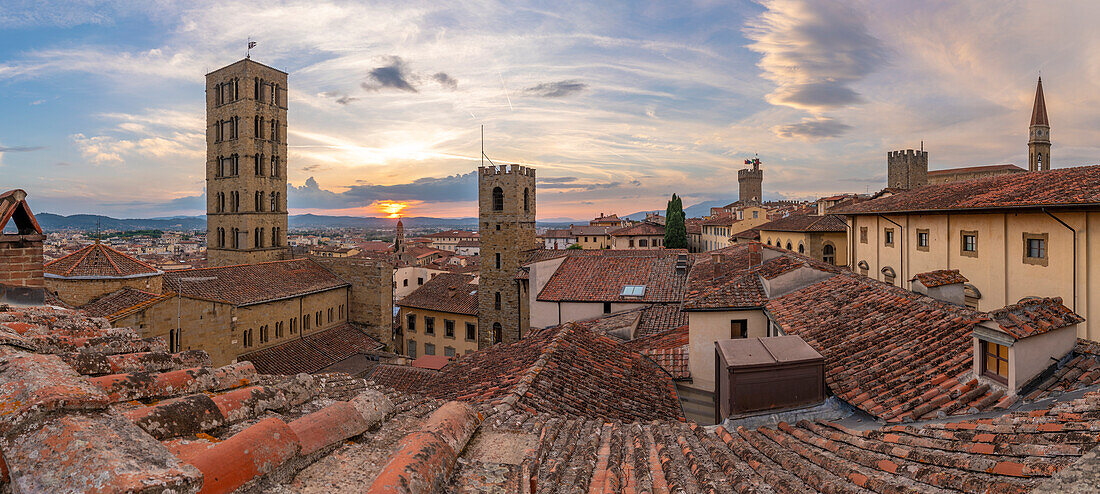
[664,194,688,249]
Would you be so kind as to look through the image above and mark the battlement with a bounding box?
[888,149,929,160]
[479,164,536,178]
[738,168,763,179]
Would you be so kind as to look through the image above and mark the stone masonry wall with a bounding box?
[478,165,536,349]
[311,256,394,348]
[47,274,163,307]
[0,235,44,288]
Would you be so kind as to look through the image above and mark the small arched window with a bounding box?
[797,243,805,254]
[492,187,504,211]
[492,322,503,344]
[822,243,836,265]
[523,188,530,212]
[767,239,772,246]
[786,242,792,250]
[881,266,896,285]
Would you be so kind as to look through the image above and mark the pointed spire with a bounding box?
[1030,76,1049,126]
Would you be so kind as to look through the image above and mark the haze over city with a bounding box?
[3,0,1100,219]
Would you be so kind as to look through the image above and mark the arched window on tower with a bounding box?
[523,188,529,212]
[270,192,277,212]
[823,243,836,265]
[492,322,503,344]
[492,187,504,211]
[271,156,279,177]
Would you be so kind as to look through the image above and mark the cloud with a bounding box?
[539,176,579,184]
[432,72,457,90]
[289,172,477,210]
[0,146,44,152]
[773,117,852,139]
[361,56,418,93]
[745,0,887,112]
[335,95,359,105]
[525,80,588,98]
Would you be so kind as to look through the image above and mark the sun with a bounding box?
[373,200,410,218]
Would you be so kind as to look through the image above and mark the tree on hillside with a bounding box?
[664,193,688,249]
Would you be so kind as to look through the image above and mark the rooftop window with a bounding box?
[621,285,646,297]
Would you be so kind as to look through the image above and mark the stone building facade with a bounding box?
[44,243,164,307]
[477,164,535,348]
[887,149,929,189]
[206,58,289,267]
[310,256,394,347]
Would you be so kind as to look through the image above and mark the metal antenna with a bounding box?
[481,125,484,167]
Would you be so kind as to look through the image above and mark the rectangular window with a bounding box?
[1023,233,1048,266]
[961,230,978,257]
[982,340,1009,383]
[407,340,417,358]
[731,319,748,339]
[860,226,868,244]
[424,343,436,356]
[425,317,435,335]
[445,346,455,357]
[916,229,929,252]
[465,322,476,341]
[603,302,612,314]
[418,277,424,285]
[444,319,455,338]
[406,314,416,332]
[884,228,895,247]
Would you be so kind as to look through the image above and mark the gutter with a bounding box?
[1042,208,1077,311]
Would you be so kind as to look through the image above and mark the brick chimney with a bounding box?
[0,189,45,306]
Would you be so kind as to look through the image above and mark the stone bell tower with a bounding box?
[1028,76,1051,172]
[205,58,289,267]
[477,164,536,349]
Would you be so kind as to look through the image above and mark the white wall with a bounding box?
[687,309,768,392]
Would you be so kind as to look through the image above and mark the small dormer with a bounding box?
[910,269,968,306]
[972,297,1083,395]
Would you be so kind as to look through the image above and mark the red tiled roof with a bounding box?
[609,221,664,236]
[44,243,161,279]
[365,363,439,393]
[455,239,479,247]
[989,297,1084,339]
[163,258,347,306]
[911,269,968,288]
[238,323,384,375]
[635,303,688,338]
[423,321,684,422]
[80,287,161,319]
[536,250,690,303]
[397,272,477,315]
[701,213,737,226]
[622,325,689,379]
[757,214,847,233]
[411,354,453,370]
[766,272,993,422]
[568,224,615,236]
[539,228,573,238]
[927,163,1025,176]
[681,244,828,310]
[423,230,478,239]
[592,214,621,221]
[836,165,1100,214]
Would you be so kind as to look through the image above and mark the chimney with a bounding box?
[675,253,689,273]
[711,252,721,265]
[0,189,46,307]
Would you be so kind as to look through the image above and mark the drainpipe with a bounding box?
[1043,208,1077,311]
[878,215,904,283]
[843,216,854,268]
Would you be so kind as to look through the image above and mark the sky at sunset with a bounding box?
[3,1,1100,220]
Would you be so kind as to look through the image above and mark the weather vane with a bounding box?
[246,37,256,59]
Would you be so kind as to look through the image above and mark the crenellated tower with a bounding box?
[478,164,536,349]
[887,149,928,189]
[737,159,763,204]
[205,58,289,267]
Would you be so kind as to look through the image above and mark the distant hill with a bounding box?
[28,212,575,232]
[624,199,731,221]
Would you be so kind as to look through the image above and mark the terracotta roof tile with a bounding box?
[609,221,664,236]
[238,323,383,375]
[537,250,690,303]
[927,163,1026,176]
[44,243,161,279]
[635,303,688,338]
[989,297,1084,339]
[0,189,42,235]
[397,272,477,315]
[80,287,161,319]
[164,258,347,306]
[837,165,1100,214]
[622,325,690,379]
[757,214,847,233]
[365,363,439,394]
[911,269,969,287]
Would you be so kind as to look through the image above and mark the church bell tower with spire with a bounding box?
[1028,76,1051,172]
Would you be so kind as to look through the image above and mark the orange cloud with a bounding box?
[371,200,414,218]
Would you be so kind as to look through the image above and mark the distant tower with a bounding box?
[737,158,763,204]
[478,164,536,349]
[1028,76,1051,172]
[206,58,289,267]
[887,149,928,189]
[394,219,406,257]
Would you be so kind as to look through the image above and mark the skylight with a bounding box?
[621,285,646,297]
